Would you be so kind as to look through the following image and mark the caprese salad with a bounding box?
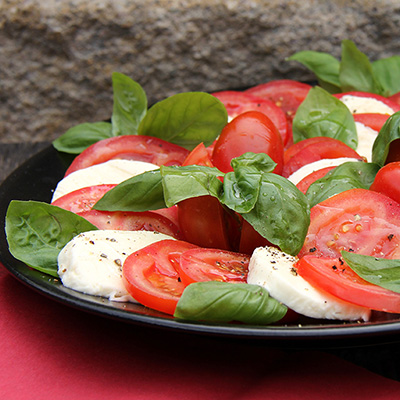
[6,39,400,326]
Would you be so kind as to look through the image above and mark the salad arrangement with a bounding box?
[5,39,400,326]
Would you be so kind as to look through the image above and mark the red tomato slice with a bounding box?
[182,142,214,167]
[282,137,363,178]
[388,92,400,107]
[212,91,289,146]
[296,255,400,313]
[123,240,197,315]
[334,91,400,113]
[353,113,390,132]
[65,135,190,175]
[238,219,272,255]
[295,166,335,194]
[78,209,182,239]
[370,161,400,205]
[212,111,284,175]
[299,188,400,259]
[178,247,249,286]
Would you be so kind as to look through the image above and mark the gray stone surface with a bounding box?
[1,0,400,143]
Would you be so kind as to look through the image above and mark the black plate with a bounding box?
[2,145,400,347]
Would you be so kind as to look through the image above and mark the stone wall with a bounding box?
[1,0,400,143]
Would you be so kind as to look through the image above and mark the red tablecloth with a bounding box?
[1,264,400,400]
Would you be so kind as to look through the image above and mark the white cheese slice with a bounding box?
[339,94,394,115]
[247,246,371,321]
[58,230,174,302]
[52,159,159,201]
[287,157,361,185]
[355,121,379,162]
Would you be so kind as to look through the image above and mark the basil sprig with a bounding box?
[174,281,287,324]
[5,200,97,277]
[95,152,310,255]
[341,251,400,294]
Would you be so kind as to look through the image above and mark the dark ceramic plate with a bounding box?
[1,145,400,347]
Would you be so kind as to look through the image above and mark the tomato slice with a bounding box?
[370,161,400,205]
[65,135,190,175]
[295,166,335,194]
[388,92,400,107]
[212,111,284,175]
[212,91,289,146]
[283,137,363,178]
[299,188,400,259]
[78,209,182,239]
[353,113,390,132]
[238,219,272,255]
[296,255,400,313]
[178,247,249,286]
[122,239,197,315]
[182,142,214,167]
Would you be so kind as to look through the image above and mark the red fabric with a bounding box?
[1,264,400,400]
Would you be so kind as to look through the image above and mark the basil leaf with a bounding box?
[372,56,400,97]
[306,162,380,207]
[5,200,97,277]
[138,92,227,150]
[52,122,113,154]
[111,72,148,136]
[94,169,167,212]
[174,281,287,325]
[372,112,400,166]
[241,173,310,256]
[288,50,341,93]
[341,251,400,293]
[339,39,383,95]
[230,152,277,173]
[292,86,358,149]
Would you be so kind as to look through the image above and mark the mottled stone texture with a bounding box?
[1,0,400,142]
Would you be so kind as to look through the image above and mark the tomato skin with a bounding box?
[295,166,335,194]
[212,90,289,146]
[238,219,272,255]
[353,113,390,132]
[299,188,400,259]
[296,255,400,313]
[370,162,400,204]
[283,137,363,178]
[178,247,249,286]
[388,92,400,107]
[65,135,190,175]
[211,111,284,175]
[123,240,197,315]
[182,142,214,167]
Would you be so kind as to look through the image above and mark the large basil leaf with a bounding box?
[174,281,287,325]
[372,111,400,166]
[339,39,383,95]
[306,161,380,207]
[341,251,400,294]
[292,86,358,149]
[52,122,113,154]
[288,50,341,93]
[5,200,97,277]
[111,72,148,136]
[372,56,400,97]
[138,92,227,150]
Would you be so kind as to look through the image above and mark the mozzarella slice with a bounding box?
[354,121,379,162]
[58,230,174,302]
[287,157,361,185]
[52,159,159,201]
[339,94,394,114]
[247,246,371,321]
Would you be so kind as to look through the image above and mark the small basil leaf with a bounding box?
[52,122,113,154]
[5,200,97,277]
[288,50,341,93]
[372,56,400,97]
[160,165,223,207]
[292,86,358,149]
[94,170,167,212]
[341,251,400,294]
[230,152,277,173]
[339,40,383,95]
[138,92,227,150]
[241,173,310,256]
[174,281,287,325]
[306,162,380,207]
[111,72,148,136]
[372,112,400,166]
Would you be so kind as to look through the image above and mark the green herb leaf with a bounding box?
[292,86,358,149]
[52,122,113,154]
[288,50,341,93]
[372,56,400,97]
[138,92,227,150]
[111,72,148,136]
[174,281,287,325]
[5,201,97,277]
[306,162,380,207]
[341,251,400,293]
